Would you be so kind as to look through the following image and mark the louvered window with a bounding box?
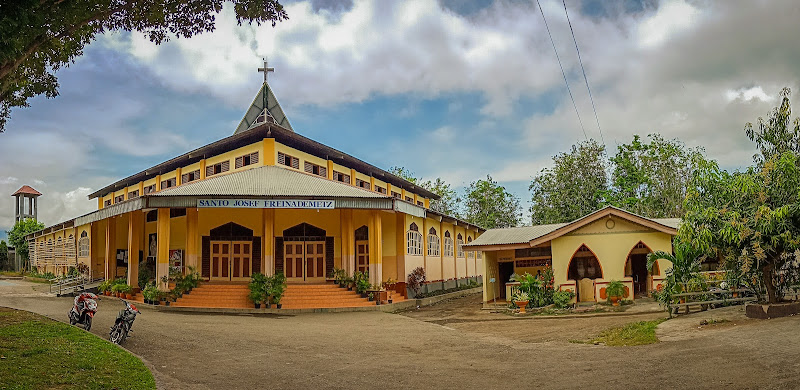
[161,178,176,189]
[406,223,423,256]
[104,199,112,207]
[417,201,424,206]
[427,228,440,257]
[114,195,125,203]
[128,190,139,199]
[355,179,370,189]
[181,169,201,184]
[78,231,89,258]
[391,191,401,199]
[143,184,156,195]
[277,152,299,169]
[304,162,327,177]
[333,171,350,183]
[376,186,387,194]
[207,161,230,177]
[236,152,259,169]
[405,196,413,202]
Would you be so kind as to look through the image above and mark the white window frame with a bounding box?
[407,230,423,256]
[78,233,89,258]
[427,234,440,256]
[457,239,465,258]
[444,237,454,257]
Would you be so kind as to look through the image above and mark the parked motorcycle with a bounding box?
[109,299,140,345]
[69,292,99,331]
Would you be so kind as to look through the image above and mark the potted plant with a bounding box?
[248,273,269,309]
[269,272,286,309]
[512,291,530,314]
[368,292,374,302]
[606,280,626,306]
[119,284,133,300]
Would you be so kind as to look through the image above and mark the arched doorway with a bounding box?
[280,223,329,282]
[625,241,657,297]
[355,225,369,274]
[203,222,260,282]
[567,245,603,302]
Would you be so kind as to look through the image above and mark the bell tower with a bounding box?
[12,185,41,222]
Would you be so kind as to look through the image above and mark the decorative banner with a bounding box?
[198,199,335,209]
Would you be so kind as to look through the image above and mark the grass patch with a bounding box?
[0,271,23,277]
[0,307,155,389]
[581,319,667,346]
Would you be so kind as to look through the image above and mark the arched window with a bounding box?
[427,227,440,257]
[407,223,423,256]
[456,233,465,258]
[78,231,90,258]
[443,231,454,257]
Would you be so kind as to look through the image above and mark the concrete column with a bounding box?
[263,208,274,276]
[340,209,354,275]
[127,211,143,288]
[14,195,19,222]
[422,217,428,275]
[33,197,37,221]
[262,138,276,166]
[105,218,116,281]
[368,211,383,286]
[156,208,171,291]
[186,208,199,271]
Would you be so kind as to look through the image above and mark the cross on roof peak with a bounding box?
[258,58,275,83]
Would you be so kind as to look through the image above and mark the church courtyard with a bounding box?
[1,280,798,389]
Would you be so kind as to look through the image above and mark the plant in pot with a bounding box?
[511,291,530,314]
[120,284,133,300]
[344,276,354,291]
[249,273,269,309]
[368,292,374,302]
[606,280,626,306]
[269,272,286,309]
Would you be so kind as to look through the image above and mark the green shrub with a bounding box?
[553,290,575,308]
[606,280,625,302]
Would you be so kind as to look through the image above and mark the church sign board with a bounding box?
[198,199,335,209]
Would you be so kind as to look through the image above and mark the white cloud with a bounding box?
[726,86,775,103]
[637,0,701,49]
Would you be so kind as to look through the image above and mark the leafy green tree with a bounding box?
[388,166,460,216]
[529,139,607,224]
[0,0,288,132]
[463,175,520,229]
[6,219,45,266]
[745,87,800,164]
[0,240,8,271]
[680,152,800,303]
[608,134,706,218]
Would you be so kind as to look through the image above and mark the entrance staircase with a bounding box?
[172,282,396,309]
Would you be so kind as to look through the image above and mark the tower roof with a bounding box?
[12,185,42,196]
[234,82,293,134]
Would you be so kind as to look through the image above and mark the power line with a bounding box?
[536,0,587,141]
[563,0,605,145]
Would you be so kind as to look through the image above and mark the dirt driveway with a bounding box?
[1,279,799,389]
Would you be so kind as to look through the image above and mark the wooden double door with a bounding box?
[284,241,326,282]
[356,240,369,274]
[211,241,252,281]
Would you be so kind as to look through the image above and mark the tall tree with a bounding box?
[682,88,800,303]
[608,134,706,218]
[745,87,800,164]
[6,219,45,266]
[463,175,520,229]
[388,166,460,216]
[529,139,607,224]
[0,0,288,132]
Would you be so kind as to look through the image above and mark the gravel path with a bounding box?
[1,280,798,389]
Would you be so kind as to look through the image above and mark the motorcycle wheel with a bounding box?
[109,325,124,345]
[69,314,76,326]
[84,316,92,331]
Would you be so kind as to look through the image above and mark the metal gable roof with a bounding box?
[150,165,388,199]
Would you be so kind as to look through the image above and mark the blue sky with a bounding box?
[2,0,800,239]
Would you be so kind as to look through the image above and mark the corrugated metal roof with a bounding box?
[466,223,567,247]
[652,218,681,229]
[151,165,389,198]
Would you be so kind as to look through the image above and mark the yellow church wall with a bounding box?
[401,214,425,279]
[373,177,388,194]
[91,220,106,279]
[169,216,187,251]
[228,143,264,172]
[182,161,203,176]
[199,208,264,236]
[441,222,456,280]
[76,223,91,262]
[380,211,398,282]
[454,225,467,279]
[354,171,372,189]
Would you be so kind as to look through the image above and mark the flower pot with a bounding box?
[610,296,621,306]
[680,297,687,304]
[125,293,132,300]
[165,301,170,307]
[360,293,368,298]
[388,299,393,304]
[276,303,282,309]
[515,301,529,314]
[368,296,374,301]
[254,303,261,309]
[732,291,739,298]
[347,286,353,291]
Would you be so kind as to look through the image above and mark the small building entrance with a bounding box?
[355,225,369,274]
[284,241,326,282]
[498,261,514,299]
[568,245,603,302]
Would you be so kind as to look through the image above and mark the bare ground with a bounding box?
[1,279,799,389]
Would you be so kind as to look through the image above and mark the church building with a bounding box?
[26,64,484,308]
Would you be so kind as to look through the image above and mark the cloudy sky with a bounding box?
[1,0,799,238]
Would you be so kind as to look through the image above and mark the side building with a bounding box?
[25,82,484,303]
[465,206,678,304]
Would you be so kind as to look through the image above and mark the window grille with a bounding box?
[143,184,156,195]
[78,231,89,258]
[277,152,299,169]
[236,152,259,169]
[333,171,350,183]
[355,178,370,189]
[181,169,201,184]
[391,191,401,198]
[427,228,440,257]
[457,234,464,258]
[114,195,125,203]
[128,190,139,199]
[304,162,327,177]
[207,160,230,177]
[376,187,387,194]
[407,223,423,256]
[443,231,453,257]
[161,178,176,189]
[405,196,413,202]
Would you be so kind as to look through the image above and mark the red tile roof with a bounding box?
[12,185,42,196]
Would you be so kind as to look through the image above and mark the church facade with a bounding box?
[26,78,484,303]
